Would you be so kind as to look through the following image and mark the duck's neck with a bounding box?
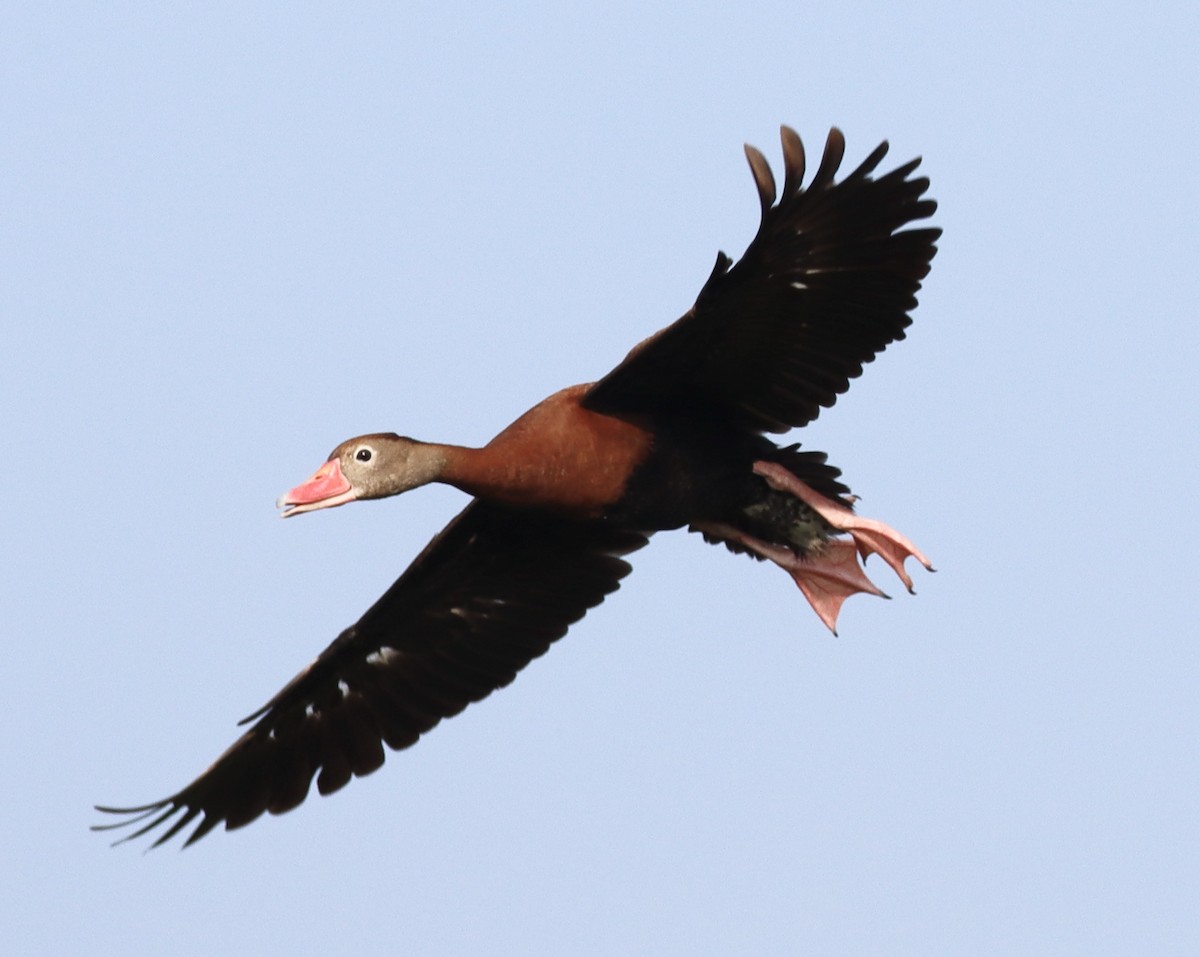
[420,384,654,515]
[436,443,537,507]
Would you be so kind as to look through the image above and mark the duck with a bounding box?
[95,126,939,848]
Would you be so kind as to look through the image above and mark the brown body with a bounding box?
[442,384,653,516]
[96,126,940,848]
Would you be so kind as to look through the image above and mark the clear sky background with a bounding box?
[4,2,1198,954]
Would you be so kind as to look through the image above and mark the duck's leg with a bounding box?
[753,460,935,593]
[694,521,888,634]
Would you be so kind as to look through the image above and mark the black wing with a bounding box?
[95,501,648,848]
[584,127,940,433]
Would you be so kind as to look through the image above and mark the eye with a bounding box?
[356,448,373,463]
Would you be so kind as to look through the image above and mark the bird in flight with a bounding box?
[95,126,939,848]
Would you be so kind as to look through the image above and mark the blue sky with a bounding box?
[4,2,1198,953]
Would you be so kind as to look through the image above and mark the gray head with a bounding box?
[276,433,447,517]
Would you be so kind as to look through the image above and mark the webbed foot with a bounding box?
[753,460,934,594]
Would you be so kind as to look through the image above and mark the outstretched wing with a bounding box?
[584,127,940,433]
[94,502,648,848]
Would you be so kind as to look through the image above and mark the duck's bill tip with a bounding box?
[276,490,357,518]
[277,458,356,517]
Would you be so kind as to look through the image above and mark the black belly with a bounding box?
[601,418,848,535]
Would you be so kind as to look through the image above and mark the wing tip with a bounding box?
[743,142,777,216]
[779,125,806,197]
[92,799,186,848]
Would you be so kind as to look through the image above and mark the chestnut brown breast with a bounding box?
[441,384,654,516]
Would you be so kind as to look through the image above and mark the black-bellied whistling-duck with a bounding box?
[96,126,938,848]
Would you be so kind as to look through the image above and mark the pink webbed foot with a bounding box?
[694,522,888,635]
[753,461,935,594]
